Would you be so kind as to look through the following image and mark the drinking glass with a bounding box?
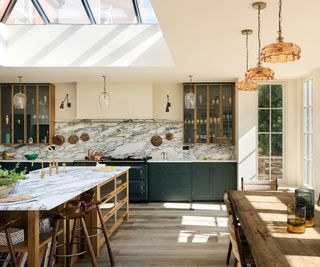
[287,203,306,234]
[295,188,315,227]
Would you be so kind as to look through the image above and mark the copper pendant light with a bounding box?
[246,2,274,81]
[260,0,301,63]
[236,29,258,91]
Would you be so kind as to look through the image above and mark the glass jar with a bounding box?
[295,188,315,227]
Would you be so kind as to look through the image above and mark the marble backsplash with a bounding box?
[1,120,236,161]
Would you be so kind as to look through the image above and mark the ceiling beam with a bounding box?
[1,0,17,23]
[31,0,50,24]
[81,0,96,24]
[132,0,142,24]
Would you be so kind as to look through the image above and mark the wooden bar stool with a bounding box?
[48,201,98,267]
[77,190,115,266]
[0,217,21,267]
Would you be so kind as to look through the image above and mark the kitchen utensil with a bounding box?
[68,134,78,144]
[165,132,173,141]
[151,135,162,147]
[80,133,90,142]
[54,126,65,146]
[24,153,38,160]
[68,121,78,144]
[151,122,162,147]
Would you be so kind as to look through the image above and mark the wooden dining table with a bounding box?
[229,190,320,267]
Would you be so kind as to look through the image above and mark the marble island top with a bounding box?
[0,166,130,211]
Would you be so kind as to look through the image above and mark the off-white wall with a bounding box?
[0,23,7,66]
[55,83,77,121]
[152,83,183,120]
[237,91,258,188]
[284,79,301,187]
[4,25,173,67]
[76,81,153,119]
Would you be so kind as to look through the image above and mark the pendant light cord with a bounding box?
[18,75,23,93]
[103,75,107,93]
[246,32,249,71]
[278,0,283,41]
[188,75,193,93]
[257,4,261,65]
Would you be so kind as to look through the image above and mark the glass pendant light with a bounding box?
[236,29,258,91]
[261,0,301,63]
[99,75,110,108]
[185,75,195,109]
[13,76,27,109]
[246,2,274,81]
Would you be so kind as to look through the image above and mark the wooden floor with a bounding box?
[75,202,230,267]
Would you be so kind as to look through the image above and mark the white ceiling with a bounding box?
[1,0,319,83]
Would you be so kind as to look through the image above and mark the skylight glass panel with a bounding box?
[38,0,90,24]
[0,0,10,20]
[88,0,137,24]
[137,0,158,24]
[6,0,44,24]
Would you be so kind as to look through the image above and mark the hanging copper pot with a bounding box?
[151,135,162,147]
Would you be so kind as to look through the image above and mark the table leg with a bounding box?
[27,211,40,267]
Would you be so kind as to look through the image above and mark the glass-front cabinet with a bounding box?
[0,83,55,145]
[183,83,235,145]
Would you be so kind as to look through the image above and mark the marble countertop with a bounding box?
[0,166,130,211]
[0,158,75,163]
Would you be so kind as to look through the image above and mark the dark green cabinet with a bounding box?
[149,163,191,201]
[149,162,237,202]
[192,163,237,201]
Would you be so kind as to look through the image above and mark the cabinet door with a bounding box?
[38,85,50,144]
[13,84,26,144]
[212,163,237,200]
[26,85,37,143]
[1,84,12,144]
[192,163,213,200]
[149,163,191,202]
[221,84,234,144]
[183,84,195,143]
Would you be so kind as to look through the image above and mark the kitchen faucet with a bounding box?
[161,151,168,160]
[48,145,58,175]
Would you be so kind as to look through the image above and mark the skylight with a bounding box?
[0,0,158,24]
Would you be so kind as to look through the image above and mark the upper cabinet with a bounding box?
[0,84,55,145]
[183,83,235,145]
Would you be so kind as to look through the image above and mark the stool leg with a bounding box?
[66,219,71,267]
[226,240,232,265]
[48,220,60,267]
[5,228,17,267]
[97,205,114,266]
[80,217,98,267]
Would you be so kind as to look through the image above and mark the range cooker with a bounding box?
[74,156,151,202]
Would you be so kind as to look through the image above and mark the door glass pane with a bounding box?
[26,85,37,143]
[258,158,269,179]
[258,109,269,132]
[39,0,90,24]
[137,0,158,24]
[271,109,282,132]
[13,85,25,144]
[271,85,282,108]
[39,85,49,144]
[6,0,44,24]
[1,84,12,144]
[88,0,137,24]
[271,158,282,180]
[258,85,269,108]
[196,85,207,143]
[258,134,269,156]
[183,84,194,143]
[222,84,232,143]
[0,0,10,19]
[209,85,219,143]
[271,134,282,156]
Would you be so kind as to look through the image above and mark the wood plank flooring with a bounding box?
[75,202,230,267]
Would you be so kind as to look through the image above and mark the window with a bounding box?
[303,79,313,186]
[0,0,158,24]
[258,84,283,180]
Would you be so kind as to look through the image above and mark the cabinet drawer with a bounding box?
[150,174,190,188]
[149,163,191,174]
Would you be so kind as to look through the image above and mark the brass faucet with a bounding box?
[48,145,58,175]
[31,160,45,179]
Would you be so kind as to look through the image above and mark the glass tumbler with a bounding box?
[295,188,315,227]
[287,203,306,234]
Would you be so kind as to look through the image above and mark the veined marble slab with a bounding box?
[0,166,129,211]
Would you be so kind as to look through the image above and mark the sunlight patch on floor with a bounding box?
[163,202,227,211]
[181,215,228,227]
